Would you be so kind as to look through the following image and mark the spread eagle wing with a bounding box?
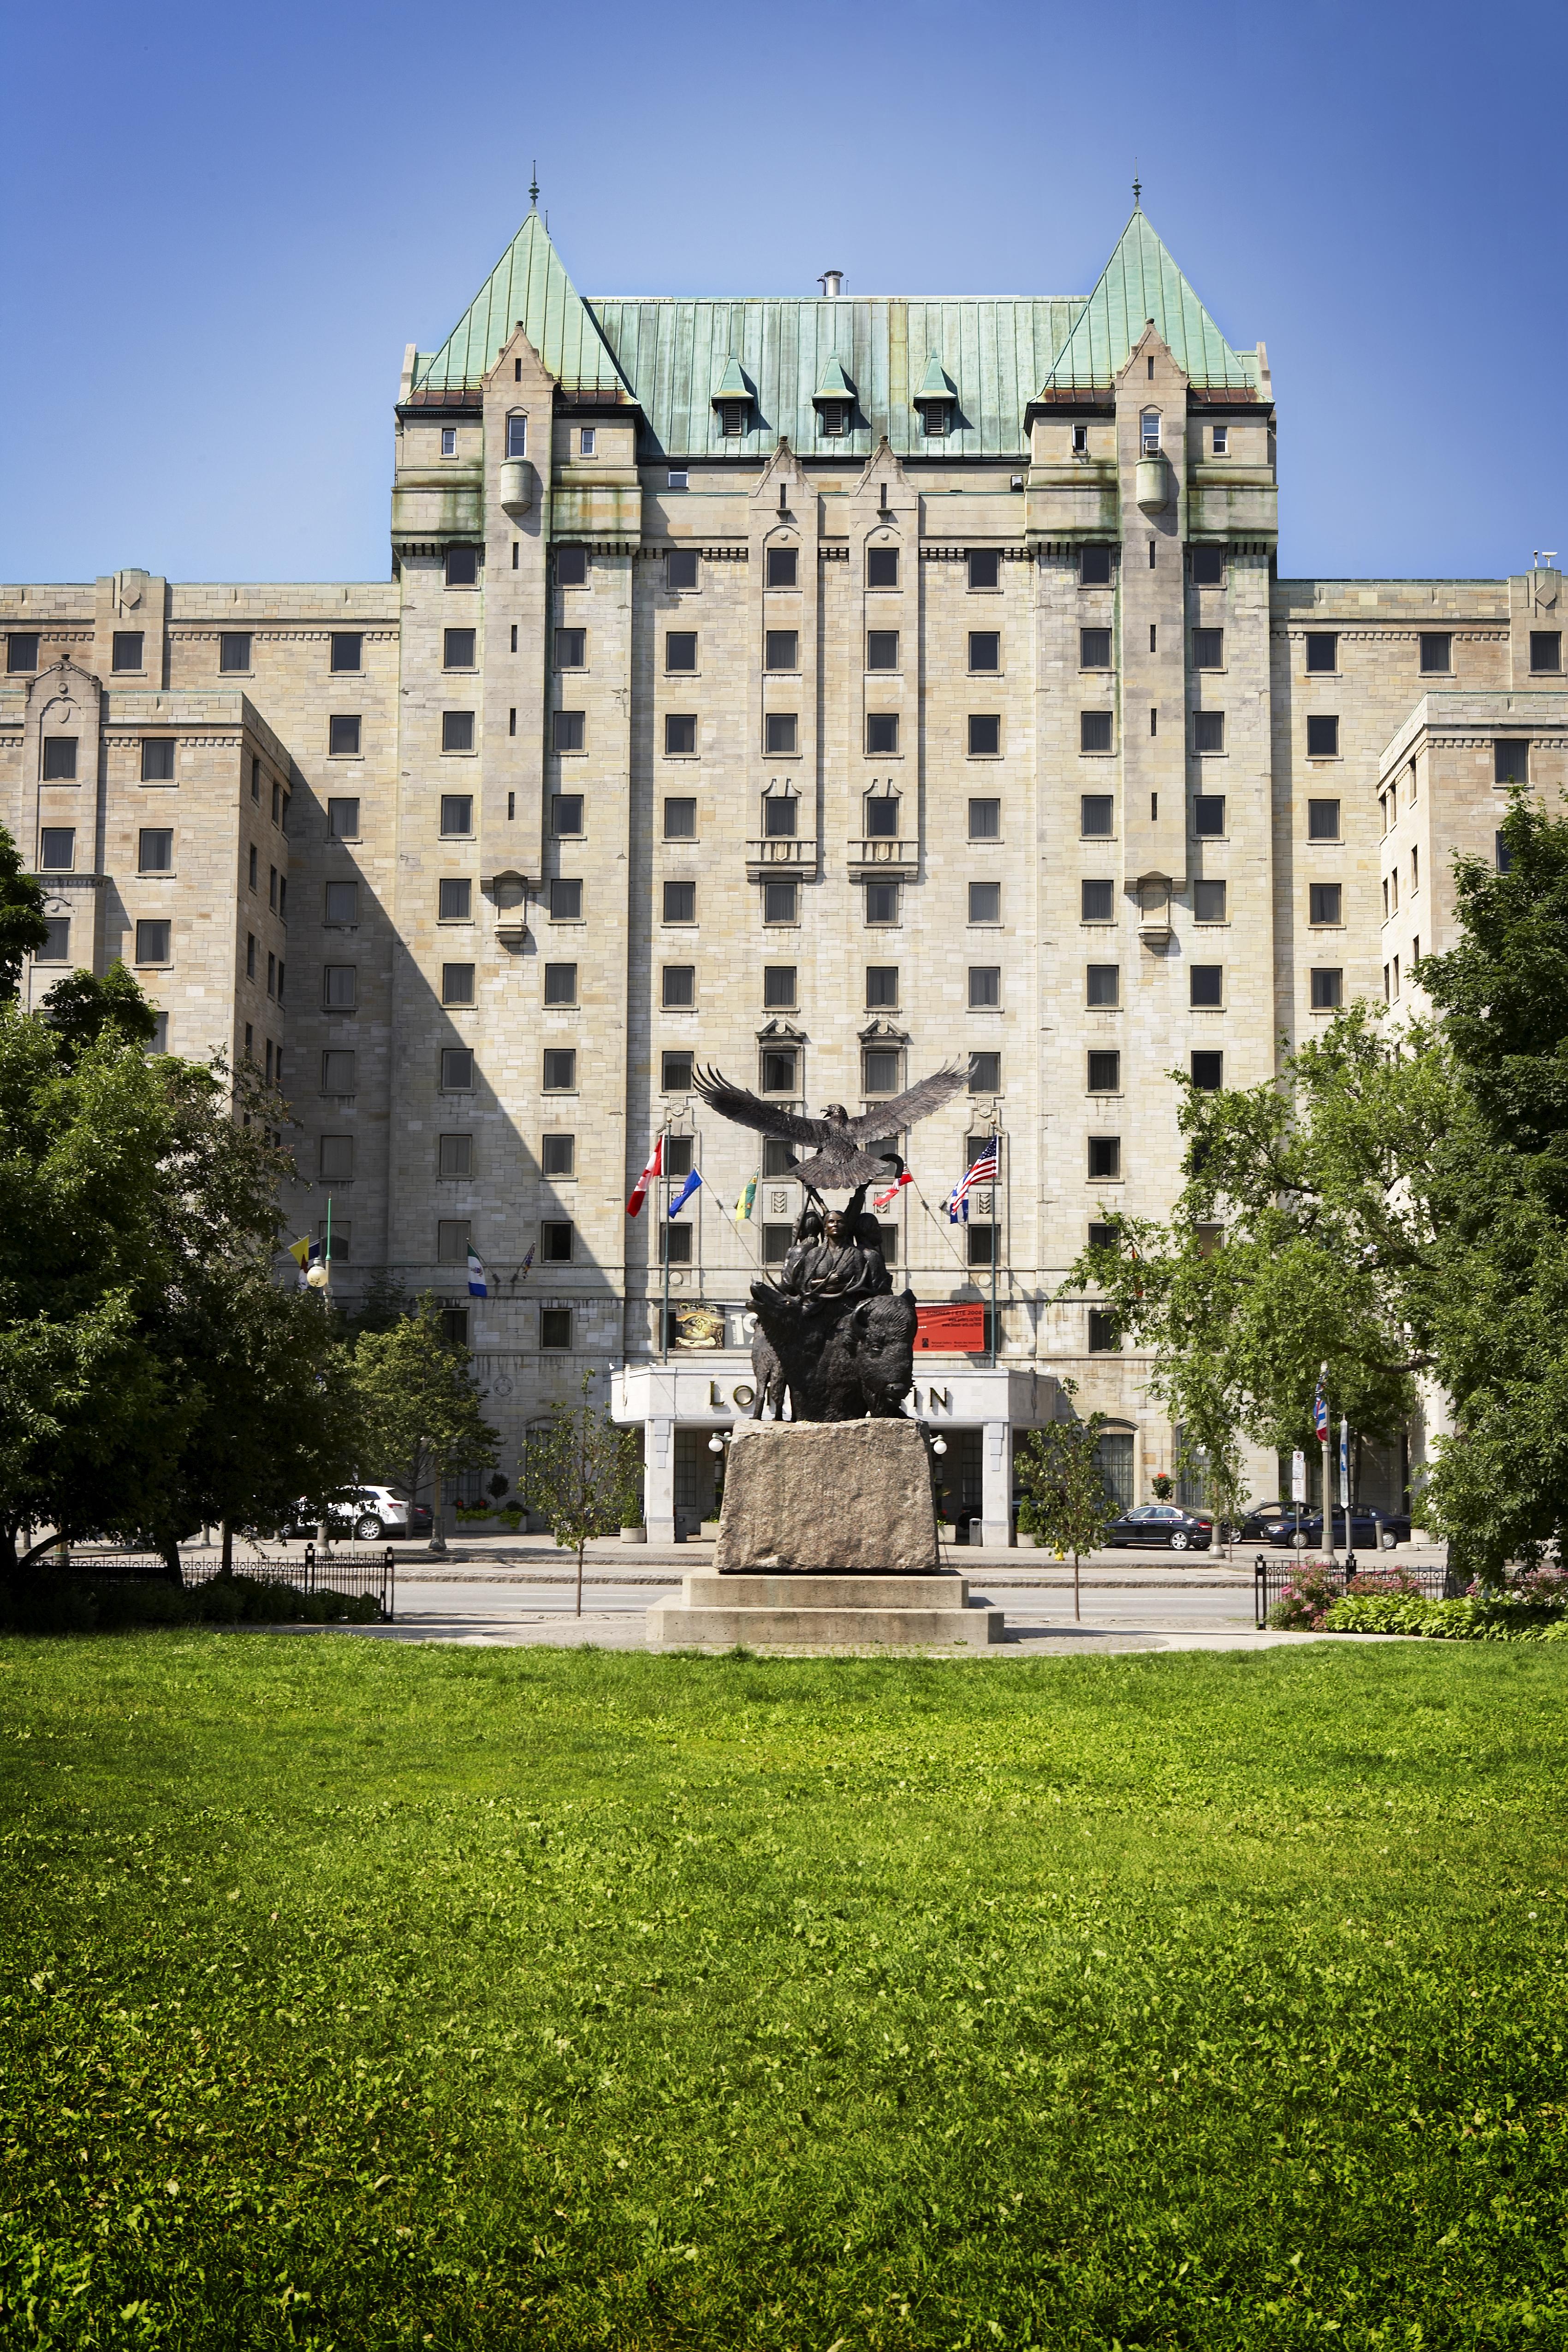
[691,1065,827,1148]
[845,1062,968,1145]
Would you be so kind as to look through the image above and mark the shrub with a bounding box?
[0,1571,383,1634]
[1266,1562,1342,1629]
[1328,1590,1568,1640]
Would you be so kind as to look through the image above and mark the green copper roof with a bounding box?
[712,354,750,401]
[1039,206,1255,392]
[915,353,957,400]
[410,206,630,398]
[814,352,856,399]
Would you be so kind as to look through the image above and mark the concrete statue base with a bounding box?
[644,1420,1005,1649]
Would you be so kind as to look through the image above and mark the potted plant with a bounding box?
[1151,1472,1174,1502]
[1014,1498,1040,1550]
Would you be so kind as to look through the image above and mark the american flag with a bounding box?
[949,1136,999,1221]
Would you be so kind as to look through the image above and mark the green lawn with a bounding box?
[2,1639,1567,2350]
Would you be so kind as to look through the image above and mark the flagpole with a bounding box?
[988,1134,1001,1368]
[660,1123,671,1366]
[1320,1360,1335,1566]
[325,1194,332,1280]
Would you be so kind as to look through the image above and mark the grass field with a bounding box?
[2,1637,1566,2351]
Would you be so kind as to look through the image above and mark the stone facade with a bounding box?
[2,200,1562,1532]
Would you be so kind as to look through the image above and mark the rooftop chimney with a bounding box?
[818,270,844,298]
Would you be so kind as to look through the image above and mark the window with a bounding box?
[440,427,457,458]
[1191,626,1226,671]
[542,1134,575,1177]
[440,795,473,837]
[111,630,144,673]
[1087,1049,1120,1093]
[315,1049,356,1096]
[552,626,587,673]
[440,1307,469,1347]
[323,634,363,679]
[1306,715,1339,758]
[969,1051,1002,1094]
[866,965,899,1008]
[445,547,478,587]
[1139,409,1161,456]
[1080,545,1114,587]
[7,634,39,673]
[248,844,258,890]
[219,632,251,672]
[863,796,897,837]
[443,711,475,754]
[246,933,256,979]
[1080,879,1114,921]
[433,1133,472,1181]
[663,548,699,594]
[1300,634,1339,676]
[968,631,1000,673]
[765,795,799,837]
[1189,965,1224,1008]
[764,880,799,923]
[664,714,698,756]
[552,794,584,837]
[579,428,596,457]
[542,1221,575,1265]
[666,1147,695,1197]
[1302,797,1342,845]
[1191,1050,1224,1091]
[866,630,899,670]
[761,1047,798,1093]
[1081,795,1114,837]
[966,1224,996,1269]
[558,546,589,587]
[437,878,470,921]
[1070,423,1090,457]
[1194,879,1227,922]
[434,626,475,673]
[660,1222,693,1266]
[866,714,899,754]
[540,1308,572,1350]
[1193,795,1225,837]
[39,828,74,870]
[1088,1136,1122,1179]
[718,400,746,437]
[765,546,797,589]
[666,631,698,673]
[1211,425,1229,456]
[440,1046,475,1091]
[137,827,172,872]
[322,964,357,1010]
[1193,712,1225,755]
[968,797,1000,842]
[968,881,1001,925]
[1088,1310,1118,1353]
[662,1050,693,1092]
[864,881,899,926]
[662,879,696,924]
[268,865,278,910]
[967,550,1000,591]
[1310,882,1342,925]
[543,962,577,1006]
[1496,739,1530,783]
[36,918,69,962]
[327,713,361,757]
[1079,627,1112,671]
[766,630,800,671]
[662,797,696,840]
[506,413,527,457]
[42,738,77,781]
[436,1218,471,1265]
[1311,968,1343,1010]
[132,737,177,788]
[320,797,360,846]
[1188,547,1225,588]
[1079,712,1112,755]
[968,965,1001,1008]
[317,1135,354,1183]
[550,879,583,920]
[863,1046,902,1094]
[763,965,797,1008]
[867,548,899,588]
[969,714,1001,756]
[764,713,798,754]
[134,919,171,965]
[542,1048,576,1091]
[1531,631,1562,675]
[1497,828,1515,875]
[761,1139,796,1178]
[663,965,696,1009]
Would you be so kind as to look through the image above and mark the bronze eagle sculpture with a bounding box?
[692,1061,968,1192]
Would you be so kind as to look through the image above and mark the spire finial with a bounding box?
[1132,163,1141,209]
[529,161,540,207]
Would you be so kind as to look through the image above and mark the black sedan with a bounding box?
[1104,1503,1214,1551]
[1241,1503,1412,1550]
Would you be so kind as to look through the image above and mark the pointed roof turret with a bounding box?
[409,202,631,399]
[712,355,750,400]
[1037,208,1255,395]
[814,352,856,400]
[914,353,957,401]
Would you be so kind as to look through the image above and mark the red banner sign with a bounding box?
[914,1303,986,1353]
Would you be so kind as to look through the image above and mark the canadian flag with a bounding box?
[873,1170,914,1211]
[627,1134,663,1218]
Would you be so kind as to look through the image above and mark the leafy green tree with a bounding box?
[1014,1379,1117,1622]
[528,1375,643,1616]
[40,962,160,1062]
[351,1298,498,1532]
[0,827,48,999]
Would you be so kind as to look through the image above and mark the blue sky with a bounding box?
[3,0,1561,586]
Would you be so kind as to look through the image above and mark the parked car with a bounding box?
[284,1487,431,1541]
[1104,1503,1214,1551]
[1241,1502,1411,1550]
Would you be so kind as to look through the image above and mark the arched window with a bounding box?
[1139,410,1161,457]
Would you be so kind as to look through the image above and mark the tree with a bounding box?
[1015,1380,1117,1622]
[40,962,160,1062]
[0,828,48,999]
[350,1298,498,1531]
[527,1374,643,1617]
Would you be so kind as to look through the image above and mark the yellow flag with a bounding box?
[286,1236,311,1268]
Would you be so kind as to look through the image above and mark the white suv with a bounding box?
[287,1487,433,1541]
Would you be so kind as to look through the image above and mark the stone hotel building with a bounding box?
[5,197,1564,1539]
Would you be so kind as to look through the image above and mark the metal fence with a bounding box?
[50,1545,395,1620]
[1253,1552,1459,1629]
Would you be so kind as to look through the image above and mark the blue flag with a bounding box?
[669,1167,702,1216]
[467,1244,488,1298]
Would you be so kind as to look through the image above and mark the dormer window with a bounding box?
[711,357,753,440]
[719,403,746,438]
[819,403,849,439]
[913,354,956,440]
[1140,410,1161,457]
[813,356,856,440]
